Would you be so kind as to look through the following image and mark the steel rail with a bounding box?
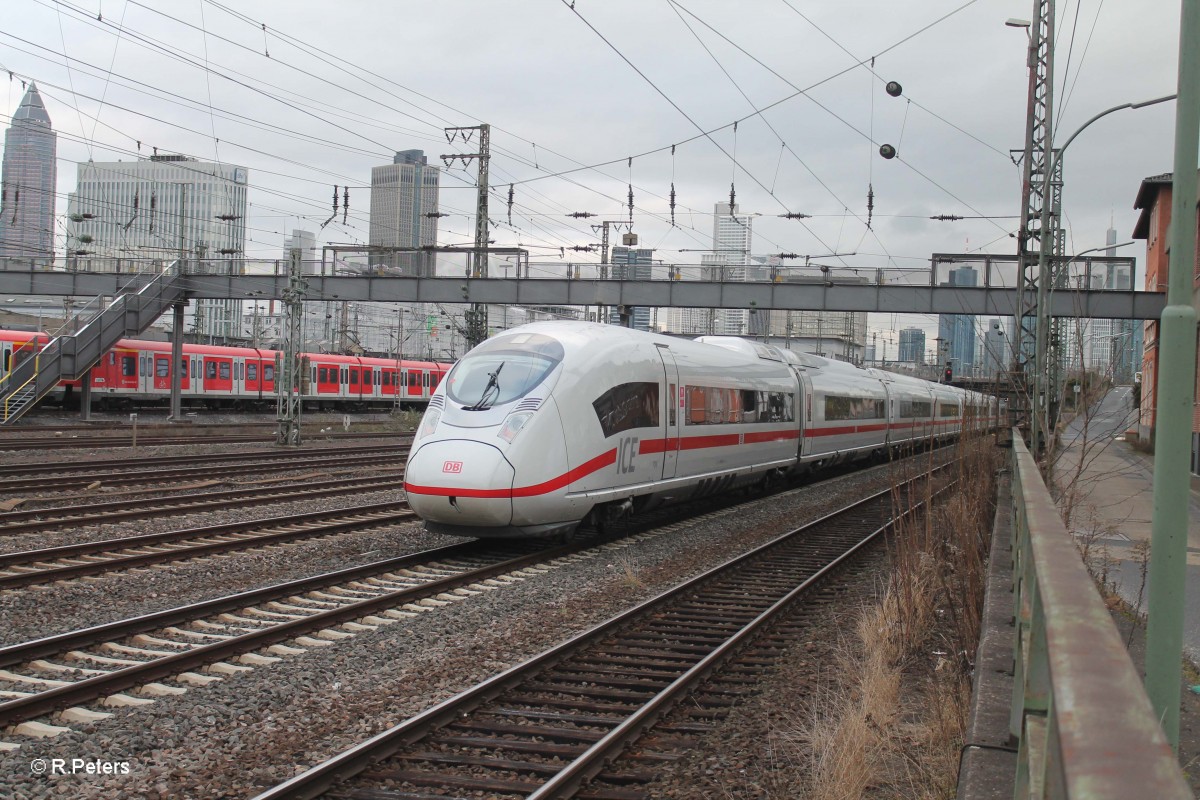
[0,503,415,590]
[0,473,403,534]
[0,443,410,477]
[0,540,590,726]
[0,430,398,450]
[0,452,407,492]
[252,463,952,800]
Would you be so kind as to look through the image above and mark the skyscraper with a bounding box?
[369,149,440,276]
[65,154,249,340]
[982,318,1008,378]
[283,228,317,274]
[898,327,925,363]
[937,265,978,377]
[704,202,753,335]
[0,83,57,267]
[608,247,653,331]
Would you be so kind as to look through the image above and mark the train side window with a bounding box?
[592,382,659,438]
[400,371,407,387]
[156,359,169,378]
[741,390,758,423]
[341,368,347,384]
[3,351,9,371]
[234,362,241,381]
[898,399,932,418]
[264,364,274,382]
[206,361,217,380]
[122,355,136,377]
[350,370,358,386]
[247,363,258,381]
[825,395,885,421]
[219,362,230,380]
[318,367,327,382]
[668,383,676,426]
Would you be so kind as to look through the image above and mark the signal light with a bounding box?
[944,367,953,383]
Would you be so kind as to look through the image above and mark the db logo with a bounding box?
[442,461,463,474]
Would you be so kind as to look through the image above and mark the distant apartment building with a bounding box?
[898,327,925,363]
[369,149,439,276]
[938,265,978,377]
[65,153,248,340]
[0,83,57,267]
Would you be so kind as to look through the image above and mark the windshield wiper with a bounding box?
[464,362,504,410]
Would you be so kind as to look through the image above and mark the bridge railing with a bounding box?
[1009,431,1189,798]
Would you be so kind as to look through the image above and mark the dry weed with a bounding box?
[791,433,999,798]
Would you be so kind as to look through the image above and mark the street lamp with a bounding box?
[1031,93,1175,455]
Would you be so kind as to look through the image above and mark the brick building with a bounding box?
[1131,171,1200,470]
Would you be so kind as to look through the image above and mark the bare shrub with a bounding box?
[789,432,1000,798]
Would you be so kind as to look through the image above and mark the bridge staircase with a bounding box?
[0,265,187,424]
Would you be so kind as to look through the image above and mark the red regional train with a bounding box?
[0,329,453,411]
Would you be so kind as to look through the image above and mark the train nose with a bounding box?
[404,439,515,528]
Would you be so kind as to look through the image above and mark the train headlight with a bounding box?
[497,411,534,443]
[416,409,441,441]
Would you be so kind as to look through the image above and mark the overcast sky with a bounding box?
[0,0,1183,356]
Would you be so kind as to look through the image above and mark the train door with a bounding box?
[656,347,679,479]
[795,369,814,459]
[153,355,172,391]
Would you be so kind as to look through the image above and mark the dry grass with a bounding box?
[780,431,1000,799]
[612,552,644,590]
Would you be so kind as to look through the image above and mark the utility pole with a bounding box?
[1014,0,1058,454]
[1145,0,1200,750]
[442,123,490,349]
[591,220,635,326]
[276,248,306,446]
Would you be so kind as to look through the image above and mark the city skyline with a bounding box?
[0,1,1171,369]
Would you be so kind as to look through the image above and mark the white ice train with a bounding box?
[403,321,1000,538]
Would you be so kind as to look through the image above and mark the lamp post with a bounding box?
[1031,93,1175,455]
[1144,0,1199,749]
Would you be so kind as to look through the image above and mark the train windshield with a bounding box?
[445,332,564,410]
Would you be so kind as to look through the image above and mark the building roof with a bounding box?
[1132,172,1185,239]
[12,82,50,126]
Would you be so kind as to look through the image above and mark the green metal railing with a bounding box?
[1010,431,1189,798]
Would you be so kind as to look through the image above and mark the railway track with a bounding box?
[0,472,403,538]
[0,537,616,744]
[0,431,398,451]
[0,442,409,477]
[0,445,409,493]
[251,469,949,800]
[0,502,415,590]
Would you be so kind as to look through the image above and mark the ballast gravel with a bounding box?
[0,441,944,799]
